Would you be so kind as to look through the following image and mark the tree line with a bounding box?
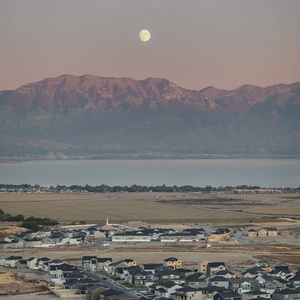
[0,209,59,231]
[1,183,299,193]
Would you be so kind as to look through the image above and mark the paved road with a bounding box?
[89,272,139,298]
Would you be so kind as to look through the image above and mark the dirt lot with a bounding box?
[0,270,48,296]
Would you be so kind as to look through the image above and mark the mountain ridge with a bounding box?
[1,74,299,114]
[0,74,299,157]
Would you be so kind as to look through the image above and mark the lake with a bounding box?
[0,159,299,188]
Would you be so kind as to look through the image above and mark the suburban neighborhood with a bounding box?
[0,221,299,299]
[0,251,299,300]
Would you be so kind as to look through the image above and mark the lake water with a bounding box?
[0,159,299,188]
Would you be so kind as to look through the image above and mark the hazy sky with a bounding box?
[1,0,299,91]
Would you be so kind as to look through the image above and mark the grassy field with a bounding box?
[0,192,267,224]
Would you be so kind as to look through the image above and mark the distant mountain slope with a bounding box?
[0,75,299,157]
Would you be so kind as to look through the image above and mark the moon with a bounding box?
[139,29,151,42]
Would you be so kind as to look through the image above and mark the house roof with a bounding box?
[216,290,241,299]
[6,256,23,260]
[87,284,103,292]
[82,256,97,260]
[97,258,112,263]
[160,270,181,276]
[230,278,258,284]
[207,262,226,268]
[209,276,229,282]
[242,267,265,275]
[27,257,36,261]
[164,257,179,262]
[163,281,178,288]
[274,289,300,295]
[56,263,77,271]
[186,273,206,280]
[243,291,270,295]
[176,287,198,292]
[143,263,163,270]
[37,257,50,262]
[215,270,235,276]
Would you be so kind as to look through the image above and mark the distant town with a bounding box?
[1,184,299,194]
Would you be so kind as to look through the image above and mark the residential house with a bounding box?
[172,287,204,300]
[269,266,294,280]
[155,265,174,277]
[215,270,237,279]
[41,237,56,246]
[0,241,13,249]
[123,259,137,267]
[71,278,99,295]
[290,275,300,288]
[16,259,27,269]
[142,263,163,275]
[258,229,268,237]
[155,281,182,299]
[64,271,87,289]
[208,276,230,289]
[242,267,267,278]
[4,256,23,268]
[37,257,51,271]
[248,229,257,237]
[112,231,152,242]
[208,228,230,242]
[160,233,200,242]
[175,268,195,278]
[158,270,185,285]
[69,237,82,245]
[273,288,300,300]
[260,278,277,294]
[23,238,42,247]
[27,257,37,269]
[86,284,107,300]
[123,266,141,283]
[229,278,260,294]
[206,262,227,276]
[131,270,153,286]
[50,263,78,279]
[99,288,124,300]
[213,291,242,300]
[163,257,182,270]
[267,228,278,236]
[185,273,208,289]
[242,290,271,300]
[108,259,137,277]
[97,258,112,271]
[82,256,98,271]
[202,286,228,298]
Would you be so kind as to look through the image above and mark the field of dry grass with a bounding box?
[244,205,300,215]
[0,192,264,223]
[0,192,299,224]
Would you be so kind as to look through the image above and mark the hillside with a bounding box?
[0,75,299,158]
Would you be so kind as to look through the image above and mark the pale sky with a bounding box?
[1,0,299,91]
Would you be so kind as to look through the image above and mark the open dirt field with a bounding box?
[0,271,48,296]
[0,192,299,224]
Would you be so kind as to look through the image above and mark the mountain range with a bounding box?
[0,74,299,158]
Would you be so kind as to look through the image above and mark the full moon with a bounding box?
[139,29,151,42]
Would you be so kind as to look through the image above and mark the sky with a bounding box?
[1,0,299,91]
